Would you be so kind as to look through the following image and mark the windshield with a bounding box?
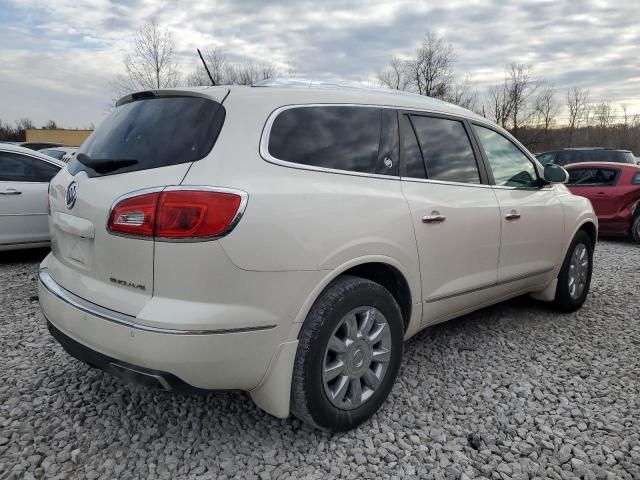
[69,95,225,177]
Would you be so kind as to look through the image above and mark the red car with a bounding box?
[565,162,640,242]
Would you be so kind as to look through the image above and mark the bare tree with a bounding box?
[504,63,538,138]
[377,56,411,91]
[534,83,559,148]
[486,82,512,128]
[566,87,589,147]
[406,32,455,98]
[112,20,181,97]
[185,48,230,86]
[445,75,479,111]
[593,101,616,129]
[43,120,58,130]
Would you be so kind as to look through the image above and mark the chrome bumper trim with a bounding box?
[38,270,276,335]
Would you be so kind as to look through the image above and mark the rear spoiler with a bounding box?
[116,87,230,107]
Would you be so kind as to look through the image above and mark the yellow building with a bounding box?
[25,129,93,147]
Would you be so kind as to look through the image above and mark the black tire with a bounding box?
[291,275,404,432]
[630,212,640,243]
[553,230,593,312]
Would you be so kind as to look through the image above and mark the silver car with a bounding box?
[0,144,63,250]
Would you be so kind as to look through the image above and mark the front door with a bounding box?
[399,113,501,323]
[0,151,60,246]
[472,125,565,282]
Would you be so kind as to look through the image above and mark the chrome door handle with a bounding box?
[505,211,521,221]
[422,213,446,224]
[0,189,22,195]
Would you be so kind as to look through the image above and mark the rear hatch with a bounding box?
[47,88,228,316]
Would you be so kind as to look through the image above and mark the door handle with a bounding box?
[0,189,22,195]
[505,211,521,221]
[422,212,446,224]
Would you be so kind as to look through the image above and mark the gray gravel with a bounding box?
[1,240,639,480]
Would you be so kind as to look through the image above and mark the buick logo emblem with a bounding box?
[66,181,78,209]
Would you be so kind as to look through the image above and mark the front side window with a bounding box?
[568,168,618,186]
[268,106,395,176]
[474,125,538,188]
[0,152,60,182]
[410,115,480,184]
[633,172,640,185]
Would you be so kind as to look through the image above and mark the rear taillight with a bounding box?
[107,187,247,240]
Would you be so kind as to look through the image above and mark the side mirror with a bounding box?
[543,163,569,184]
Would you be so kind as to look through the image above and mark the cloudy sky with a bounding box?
[1,0,639,128]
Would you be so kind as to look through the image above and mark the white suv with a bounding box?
[39,83,597,432]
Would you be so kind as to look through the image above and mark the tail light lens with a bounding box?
[107,188,246,240]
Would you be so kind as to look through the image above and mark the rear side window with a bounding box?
[409,115,480,184]
[267,106,397,176]
[633,172,640,185]
[0,152,60,182]
[70,96,225,177]
[568,168,618,186]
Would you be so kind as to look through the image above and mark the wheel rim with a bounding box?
[322,306,392,410]
[568,243,589,300]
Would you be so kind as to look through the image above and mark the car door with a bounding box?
[399,113,501,324]
[0,151,60,246]
[471,124,564,283]
[567,167,620,226]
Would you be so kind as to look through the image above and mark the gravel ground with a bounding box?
[0,240,639,480]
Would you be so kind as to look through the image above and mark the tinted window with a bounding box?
[401,115,426,179]
[474,126,538,187]
[410,116,480,184]
[568,168,618,186]
[0,152,60,182]
[632,172,640,185]
[268,106,388,175]
[70,96,225,177]
[557,150,636,165]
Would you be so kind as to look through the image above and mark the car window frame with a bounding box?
[566,167,621,187]
[398,110,491,186]
[0,149,61,183]
[469,121,547,190]
[261,103,401,181]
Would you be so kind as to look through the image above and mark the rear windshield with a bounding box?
[69,96,225,177]
[556,150,635,165]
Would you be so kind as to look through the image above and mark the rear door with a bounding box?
[47,89,228,316]
[0,151,60,245]
[472,124,564,282]
[399,113,501,323]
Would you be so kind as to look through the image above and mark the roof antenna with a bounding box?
[197,49,215,86]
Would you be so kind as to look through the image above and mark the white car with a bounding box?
[39,83,597,431]
[40,146,78,163]
[0,144,64,250]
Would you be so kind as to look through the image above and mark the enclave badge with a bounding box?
[66,181,78,209]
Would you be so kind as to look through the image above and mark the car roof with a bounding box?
[540,148,631,154]
[118,80,487,123]
[0,142,66,167]
[564,161,640,170]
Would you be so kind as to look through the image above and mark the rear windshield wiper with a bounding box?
[76,153,139,174]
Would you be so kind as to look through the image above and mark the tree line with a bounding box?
[0,119,69,142]
[4,22,638,155]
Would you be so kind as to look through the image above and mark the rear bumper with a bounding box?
[46,320,210,393]
[39,269,288,390]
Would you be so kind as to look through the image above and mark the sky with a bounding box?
[0,0,639,128]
